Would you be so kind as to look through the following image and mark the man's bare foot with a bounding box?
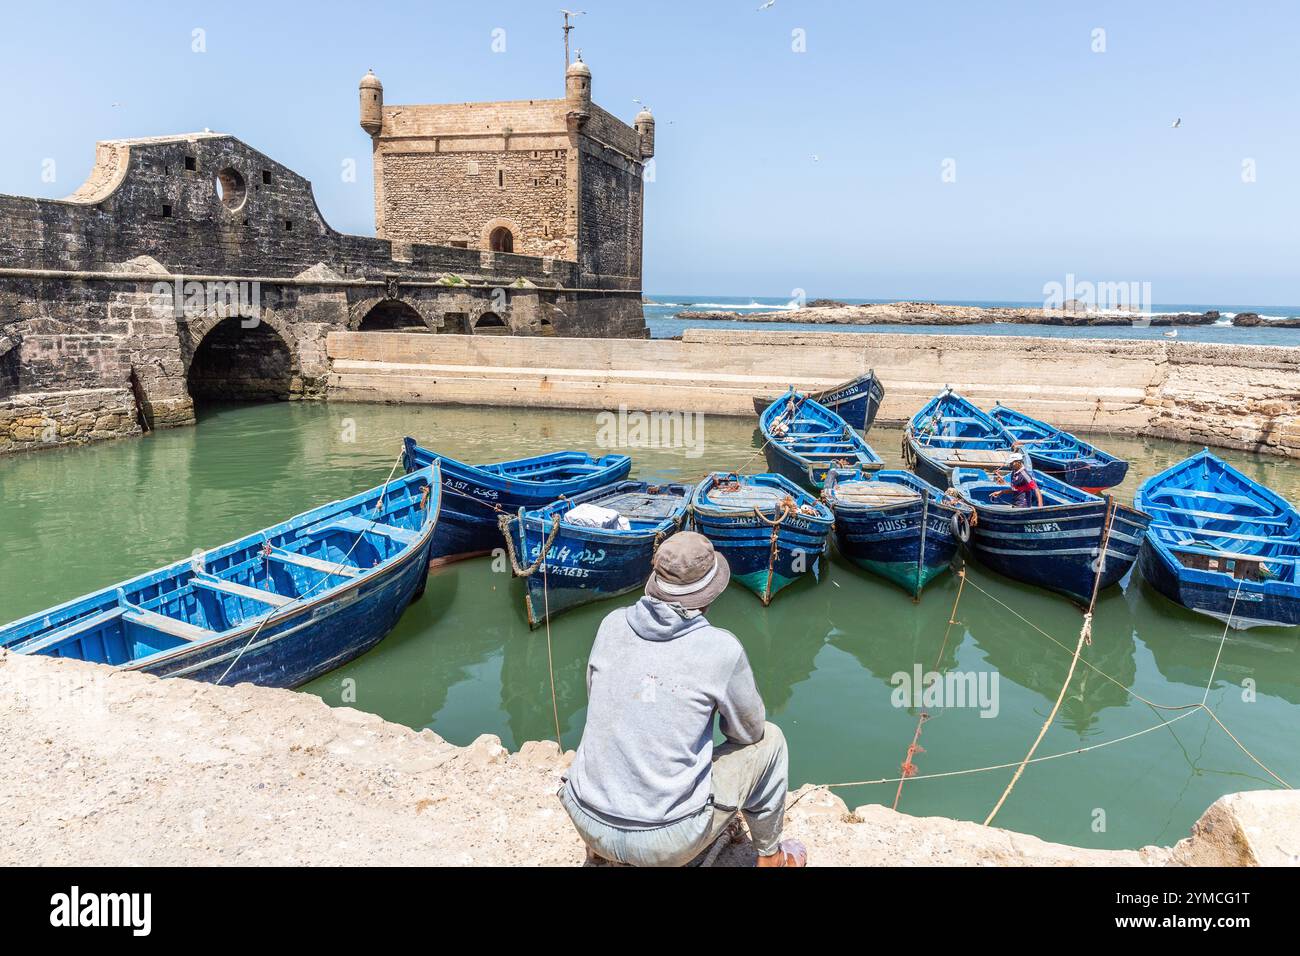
[756,839,807,867]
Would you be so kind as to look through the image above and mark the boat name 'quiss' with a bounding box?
[871,517,954,536]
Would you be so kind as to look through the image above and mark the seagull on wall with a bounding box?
[1171,118,1182,128]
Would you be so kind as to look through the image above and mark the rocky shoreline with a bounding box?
[1,648,1295,866]
[674,301,1224,327]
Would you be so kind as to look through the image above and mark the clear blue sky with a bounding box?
[2,0,1297,303]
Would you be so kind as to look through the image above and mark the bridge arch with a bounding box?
[347,296,438,332]
[184,316,298,403]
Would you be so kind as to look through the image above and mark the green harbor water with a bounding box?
[2,400,1297,851]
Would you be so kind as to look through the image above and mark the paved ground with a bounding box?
[0,649,1178,866]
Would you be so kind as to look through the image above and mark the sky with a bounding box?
[2,0,1297,303]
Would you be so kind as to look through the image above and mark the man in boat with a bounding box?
[993,453,1043,508]
[559,531,806,868]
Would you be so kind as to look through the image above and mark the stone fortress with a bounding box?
[0,56,653,452]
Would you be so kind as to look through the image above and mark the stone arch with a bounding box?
[357,299,431,333]
[473,311,509,335]
[346,296,438,332]
[185,316,298,402]
[480,217,522,254]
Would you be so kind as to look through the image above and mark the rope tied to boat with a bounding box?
[496,512,563,577]
[983,495,1118,824]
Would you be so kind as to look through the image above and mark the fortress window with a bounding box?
[284,219,293,231]
[449,240,468,248]
[184,156,196,171]
[161,204,173,218]
[488,226,514,253]
[262,170,273,185]
[497,169,504,188]
[554,149,562,158]
[215,167,247,211]
[531,150,540,159]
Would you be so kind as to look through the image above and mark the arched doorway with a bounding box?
[187,319,294,403]
[474,312,509,335]
[488,226,514,253]
[358,299,430,332]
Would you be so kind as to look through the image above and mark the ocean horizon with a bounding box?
[644,294,1300,345]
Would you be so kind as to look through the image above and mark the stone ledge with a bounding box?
[0,649,1293,867]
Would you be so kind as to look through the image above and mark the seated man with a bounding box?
[559,531,806,868]
[992,453,1043,508]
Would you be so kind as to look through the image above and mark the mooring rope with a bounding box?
[891,567,969,810]
[983,496,1118,824]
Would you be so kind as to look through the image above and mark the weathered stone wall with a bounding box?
[0,132,646,453]
[379,150,571,259]
[325,329,1300,459]
[579,144,644,283]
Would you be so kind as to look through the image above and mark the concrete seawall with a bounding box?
[2,649,1295,866]
[326,329,1300,458]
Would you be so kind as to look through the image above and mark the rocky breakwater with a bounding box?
[1233,312,1300,328]
[1,648,1297,866]
[676,301,1221,327]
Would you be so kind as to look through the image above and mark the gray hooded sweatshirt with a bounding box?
[565,596,766,827]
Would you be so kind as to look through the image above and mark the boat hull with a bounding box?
[1031,457,1129,494]
[132,537,434,686]
[691,473,832,600]
[831,491,963,597]
[404,438,631,566]
[967,500,1150,605]
[507,481,690,627]
[754,372,884,433]
[0,462,441,689]
[1139,539,1300,630]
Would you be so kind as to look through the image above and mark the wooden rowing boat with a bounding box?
[690,472,833,605]
[760,389,883,491]
[0,457,442,688]
[403,437,631,566]
[753,371,884,433]
[1136,450,1300,629]
[990,404,1128,492]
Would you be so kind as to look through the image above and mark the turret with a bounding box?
[565,57,592,116]
[635,108,655,159]
[359,70,384,137]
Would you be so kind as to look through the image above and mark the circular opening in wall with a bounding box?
[215,167,247,211]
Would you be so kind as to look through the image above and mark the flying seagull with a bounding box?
[758,0,776,9]
[811,154,820,162]
[1171,118,1182,128]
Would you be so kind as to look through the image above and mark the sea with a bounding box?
[644,295,1300,346]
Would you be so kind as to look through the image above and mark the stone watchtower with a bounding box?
[358,56,651,290]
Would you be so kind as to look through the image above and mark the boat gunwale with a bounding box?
[1,462,442,669]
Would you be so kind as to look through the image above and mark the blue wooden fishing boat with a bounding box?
[503,481,691,627]
[824,468,970,597]
[753,370,885,433]
[760,390,883,491]
[989,404,1128,492]
[690,472,833,605]
[1135,450,1300,629]
[403,437,631,566]
[0,458,442,688]
[906,388,1020,490]
[951,467,1151,606]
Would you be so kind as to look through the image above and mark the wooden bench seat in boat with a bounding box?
[323,514,421,545]
[267,549,361,577]
[9,607,126,655]
[834,481,923,505]
[1159,507,1290,526]
[123,607,215,642]
[193,575,295,608]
